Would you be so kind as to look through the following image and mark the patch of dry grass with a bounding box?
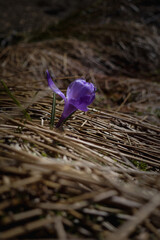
[0,86,160,239]
[0,40,160,239]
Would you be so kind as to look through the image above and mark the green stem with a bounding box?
[50,92,56,129]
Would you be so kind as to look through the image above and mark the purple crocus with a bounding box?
[47,70,96,128]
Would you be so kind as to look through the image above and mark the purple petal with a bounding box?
[46,70,66,102]
[70,94,95,112]
[67,79,88,100]
[56,101,77,127]
[66,79,96,111]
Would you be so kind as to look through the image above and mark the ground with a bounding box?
[0,0,160,239]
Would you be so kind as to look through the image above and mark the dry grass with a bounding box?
[1,40,160,121]
[0,39,160,239]
[1,84,160,239]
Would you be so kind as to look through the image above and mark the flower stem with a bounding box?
[63,111,76,124]
[50,92,56,129]
[56,110,76,128]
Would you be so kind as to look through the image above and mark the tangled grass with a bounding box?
[0,39,160,239]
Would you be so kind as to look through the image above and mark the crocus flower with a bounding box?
[47,70,96,128]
